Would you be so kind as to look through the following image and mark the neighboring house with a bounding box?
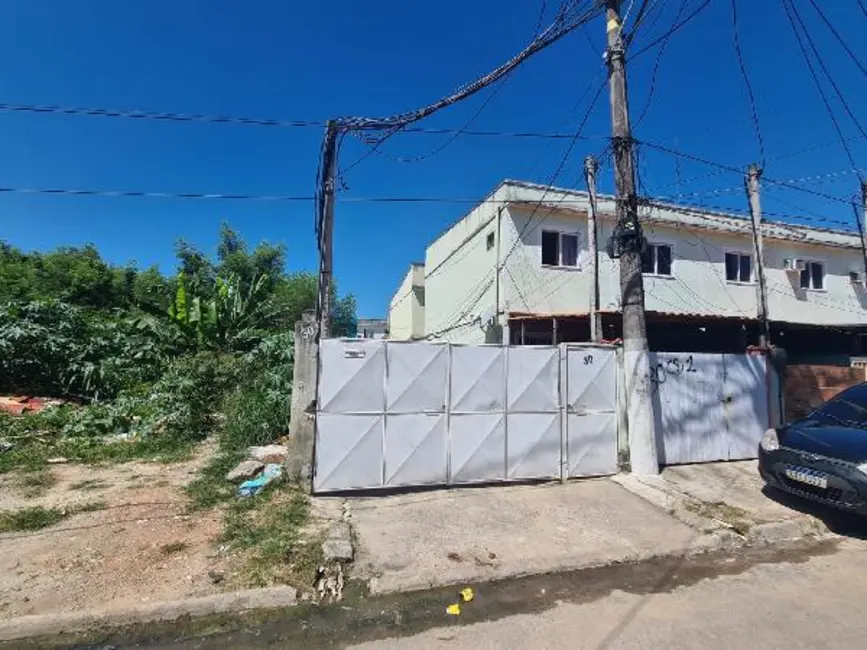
[387,262,425,340]
[356,318,387,339]
[387,179,867,357]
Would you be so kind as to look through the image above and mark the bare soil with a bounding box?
[0,443,228,619]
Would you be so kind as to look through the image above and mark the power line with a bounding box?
[0,101,610,141]
[630,0,714,59]
[730,0,766,165]
[782,0,864,181]
[639,140,859,206]
[632,0,689,129]
[806,0,867,78]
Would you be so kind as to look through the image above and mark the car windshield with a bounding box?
[813,383,867,429]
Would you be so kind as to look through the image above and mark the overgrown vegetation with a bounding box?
[0,225,356,473]
[0,501,109,532]
[221,483,314,587]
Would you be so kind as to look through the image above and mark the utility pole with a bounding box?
[746,164,771,347]
[859,181,867,283]
[584,155,603,343]
[317,121,339,339]
[604,1,657,475]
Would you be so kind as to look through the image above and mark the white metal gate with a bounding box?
[314,340,621,493]
[650,352,770,465]
[565,346,620,477]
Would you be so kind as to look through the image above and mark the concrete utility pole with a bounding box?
[604,1,657,475]
[317,121,339,339]
[746,164,771,347]
[584,155,603,343]
[860,181,867,283]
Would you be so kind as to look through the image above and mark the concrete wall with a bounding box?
[402,180,867,344]
[497,185,867,326]
[388,264,425,340]
[423,187,506,344]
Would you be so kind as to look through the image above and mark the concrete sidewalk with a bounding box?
[616,461,834,542]
[334,479,712,595]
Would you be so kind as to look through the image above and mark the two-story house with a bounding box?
[388,179,867,359]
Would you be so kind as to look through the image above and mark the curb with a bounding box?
[0,586,298,644]
[613,473,830,545]
[611,474,730,536]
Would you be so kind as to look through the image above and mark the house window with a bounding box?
[800,261,824,290]
[725,252,752,283]
[486,231,495,251]
[541,230,579,267]
[642,243,672,276]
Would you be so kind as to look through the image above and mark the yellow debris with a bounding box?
[446,603,461,616]
[460,587,475,602]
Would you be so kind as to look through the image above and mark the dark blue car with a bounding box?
[759,382,867,516]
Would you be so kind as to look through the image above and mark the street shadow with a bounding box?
[761,485,867,540]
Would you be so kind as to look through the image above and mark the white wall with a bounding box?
[409,180,867,343]
[498,185,867,327]
[388,264,425,340]
[423,187,506,343]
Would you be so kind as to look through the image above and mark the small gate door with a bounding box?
[724,354,770,460]
[565,345,619,477]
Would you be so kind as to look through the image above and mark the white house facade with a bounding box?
[388,180,867,357]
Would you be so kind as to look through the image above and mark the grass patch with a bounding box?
[0,506,67,532]
[184,449,246,511]
[19,468,57,498]
[222,484,313,588]
[0,437,196,476]
[160,541,189,555]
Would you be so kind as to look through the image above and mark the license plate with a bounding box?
[785,467,828,489]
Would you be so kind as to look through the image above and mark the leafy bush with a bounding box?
[0,301,174,401]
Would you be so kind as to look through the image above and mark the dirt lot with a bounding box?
[0,445,229,619]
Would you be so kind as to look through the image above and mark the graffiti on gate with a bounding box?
[649,354,698,391]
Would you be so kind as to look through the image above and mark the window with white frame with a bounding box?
[800,261,825,290]
[541,230,579,267]
[725,252,752,283]
[641,243,672,276]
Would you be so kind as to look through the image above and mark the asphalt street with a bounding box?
[349,537,867,650]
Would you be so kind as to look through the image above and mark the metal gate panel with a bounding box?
[384,414,447,487]
[314,414,383,491]
[724,354,770,460]
[386,343,448,413]
[507,347,559,412]
[566,347,617,412]
[450,346,505,412]
[449,414,506,483]
[319,339,385,414]
[567,412,618,476]
[565,346,619,477]
[506,413,561,480]
[652,352,726,465]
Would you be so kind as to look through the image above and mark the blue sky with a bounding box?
[0,0,864,317]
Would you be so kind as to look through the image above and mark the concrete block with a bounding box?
[247,445,289,464]
[226,460,264,482]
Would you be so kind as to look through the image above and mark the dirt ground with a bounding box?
[0,444,228,619]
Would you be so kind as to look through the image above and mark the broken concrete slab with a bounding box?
[225,460,264,482]
[322,521,354,562]
[247,445,289,464]
[348,478,705,595]
[322,539,354,563]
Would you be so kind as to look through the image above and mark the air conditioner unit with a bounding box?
[784,258,806,272]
